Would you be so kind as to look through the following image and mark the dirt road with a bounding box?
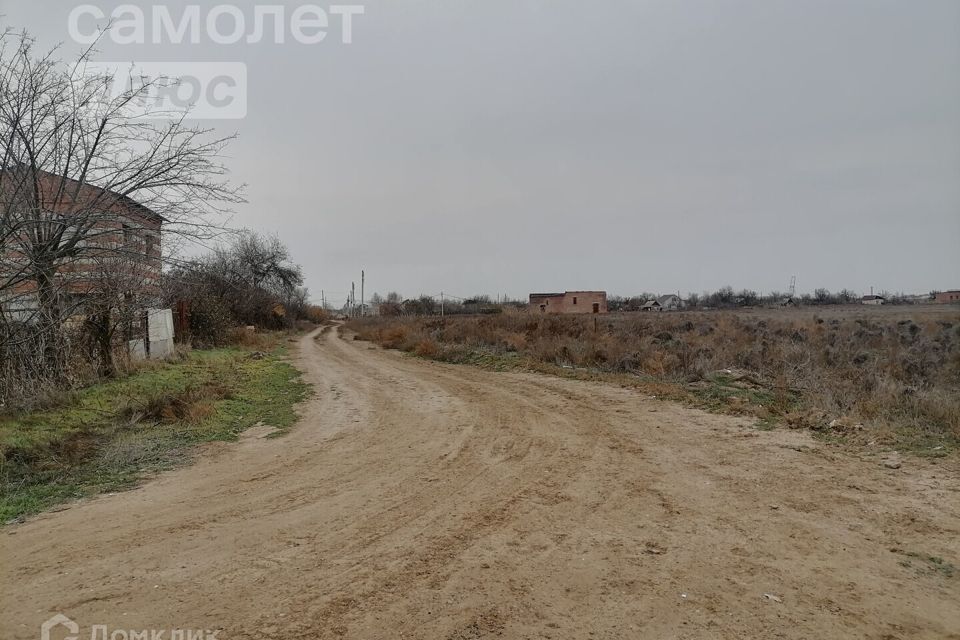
[3,327,959,639]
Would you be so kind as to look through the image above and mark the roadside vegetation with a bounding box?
[347,308,960,454]
[0,29,243,406]
[0,229,323,523]
[1,31,325,523]
[0,332,308,523]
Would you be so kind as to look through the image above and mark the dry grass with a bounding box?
[347,308,960,452]
[116,382,232,423]
[228,326,282,350]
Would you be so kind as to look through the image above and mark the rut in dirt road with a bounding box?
[3,326,958,640]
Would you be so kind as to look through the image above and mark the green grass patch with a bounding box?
[888,429,957,458]
[439,348,523,371]
[691,374,777,406]
[0,346,309,523]
[894,549,956,579]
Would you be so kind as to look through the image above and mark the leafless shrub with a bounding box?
[163,232,313,346]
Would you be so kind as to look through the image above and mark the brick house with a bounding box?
[1,168,163,320]
[529,291,608,314]
[934,290,960,304]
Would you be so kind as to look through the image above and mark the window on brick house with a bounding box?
[122,224,133,246]
[573,296,577,304]
[145,235,156,258]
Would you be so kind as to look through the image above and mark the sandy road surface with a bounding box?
[3,326,959,639]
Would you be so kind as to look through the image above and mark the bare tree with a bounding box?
[0,29,243,399]
[221,232,302,293]
[81,248,160,376]
[163,232,306,343]
[813,288,832,305]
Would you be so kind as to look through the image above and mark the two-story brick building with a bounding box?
[1,168,163,321]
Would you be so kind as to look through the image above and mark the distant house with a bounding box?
[642,294,682,312]
[861,295,886,305]
[934,290,960,304]
[529,291,607,314]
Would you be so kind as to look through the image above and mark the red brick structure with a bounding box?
[1,168,163,316]
[529,291,607,314]
[934,290,960,304]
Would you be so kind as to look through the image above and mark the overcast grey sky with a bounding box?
[3,0,959,305]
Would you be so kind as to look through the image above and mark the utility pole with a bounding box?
[351,282,355,317]
[321,290,326,311]
[440,291,444,317]
[361,270,365,317]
